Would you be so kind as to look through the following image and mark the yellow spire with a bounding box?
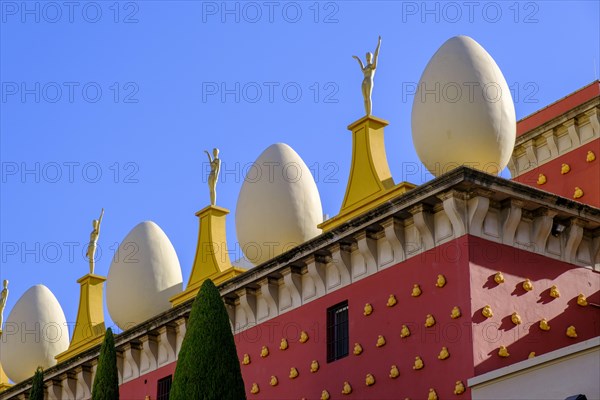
[0,361,12,392]
[170,205,245,307]
[319,115,414,231]
[55,274,106,363]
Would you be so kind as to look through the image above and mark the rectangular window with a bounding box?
[157,375,172,400]
[327,300,349,362]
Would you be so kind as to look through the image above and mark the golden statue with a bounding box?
[204,148,221,206]
[352,36,382,116]
[0,279,8,331]
[86,208,104,275]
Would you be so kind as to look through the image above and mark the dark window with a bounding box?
[327,300,349,362]
[157,375,172,400]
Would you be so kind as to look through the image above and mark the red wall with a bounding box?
[119,363,176,400]
[234,238,475,400]
[513,138,600,207]
[468,236,600,375]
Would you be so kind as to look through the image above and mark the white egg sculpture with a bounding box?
[0,285,69,383]
[236,143,323,266]
[106,221,183,330]
[411,35,516,177]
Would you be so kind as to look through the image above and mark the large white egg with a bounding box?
[411,35,516,176]
[106,221,183,330]
[0,285,69,383]
[236,143,323,266]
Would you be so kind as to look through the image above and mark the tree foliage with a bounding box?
[28,367,44,400]
[170,279,246,399]
[92,327,119,400]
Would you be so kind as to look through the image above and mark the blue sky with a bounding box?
[1,1,599,336]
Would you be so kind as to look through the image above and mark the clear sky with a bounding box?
[1,1,599,338]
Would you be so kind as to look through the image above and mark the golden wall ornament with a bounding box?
[450,306,461,319]
[436,274,446,288]
[537,174,547,185]
[528,351,536,359]
[511,312,522,325]
[454,381,465,395]
[364,303,373,316]
[250,383,259,394]
[561,163,571,174]
[299,331,309,343]
[550,285,560,298]
[425,314,436,327]
[574,187,584,199]
[353,343,363,355]
[539,318,551,331]
[389,365,399,378]
[289,367,299,379]
[242,353,251,365]
[522,279,533,291]
[498,346,509,357]
[280,338,289,350]
[411,284,422,297]
[437,346,449,360]
[494,272,505,284]
[310,360,319,373]
[260,345,269,358]
[586,150,596,162]
[482,305,493,318]
[577,293,588,306]
[566,325,578,338]
[428,388,438,400]
[376,335,386,347]
[386,294,397,307]
[365,373,375,386]
[400,324,411,338]
[413,356,424,370]
[270,376,278,386]
[342,381,352,395]
[321,390,330,400]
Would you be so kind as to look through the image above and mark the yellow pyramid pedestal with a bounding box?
[170,205,245,307]
[319,115,415,231]
[0,362,12,392]
[55,274,106,363]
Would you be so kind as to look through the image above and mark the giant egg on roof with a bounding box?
[236,143,323,266]
[411,35,516,177]
[0,285,69,383]
[106,221,183,330]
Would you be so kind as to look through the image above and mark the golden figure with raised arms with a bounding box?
[86,208,104,275]
[352,36,382,116]
[205,148,221,206]
[0,279,8,331]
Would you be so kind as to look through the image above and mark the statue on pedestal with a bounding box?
[205,148,221,206]
[352,36,382,116]
[0,280,8,332]
[86,208,104,275]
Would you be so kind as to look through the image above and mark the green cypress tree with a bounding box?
[170,279,246,400]
[92,327,119,400]
[28,367,44,400]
